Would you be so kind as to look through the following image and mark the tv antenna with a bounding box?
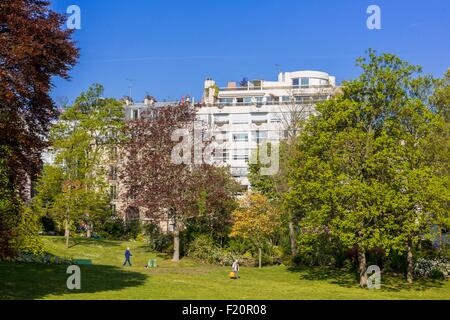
[126,78,135,98]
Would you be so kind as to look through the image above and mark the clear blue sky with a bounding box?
[50,0,450,104]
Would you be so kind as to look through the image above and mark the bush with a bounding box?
[414,257,450,279]
[187,234,224,264]
[40,216,56,233]
[144,223,173,253]
[97,218,142,240]
[14,207,44,256]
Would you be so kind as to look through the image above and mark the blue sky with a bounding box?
[50,0,450,103]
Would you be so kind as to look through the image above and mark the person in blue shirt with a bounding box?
[123,247,132,266]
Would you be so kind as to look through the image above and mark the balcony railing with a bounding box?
[212,97,328,108]
[220,84,333,92]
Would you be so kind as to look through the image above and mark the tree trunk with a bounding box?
[64,218,70,248]
[86,222,93,238]
[438,225,443,254]
[288,220,298,257]
[172,223,180,262]
[407,241,414,284]
[358,248,367,288]
[258,247,262,269]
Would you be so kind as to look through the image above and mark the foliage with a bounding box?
[187,234,225,264]
[285,50,450,285]
[13,207,44,255]
[122,103,239,261]
[96,218,141,241]
[34,85,124,244]
[204,84,219,98]
[231,192,281,246]
[414,258,450,279]
[0,0,78,199]
[144,223,173,253]
[187,234,258,266]
[0,0,78,256]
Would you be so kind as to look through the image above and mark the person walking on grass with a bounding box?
[231,259,240,279]
[123,247,132,266]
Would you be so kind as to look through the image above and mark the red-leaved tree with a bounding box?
[122,103,238,261]
[0,0,78,257]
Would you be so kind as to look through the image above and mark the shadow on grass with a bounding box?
[0,262,147,300]
[287,266,446,292]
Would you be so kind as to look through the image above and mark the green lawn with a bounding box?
[0,236,449,300]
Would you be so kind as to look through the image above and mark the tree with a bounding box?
[0,0,78,256]
[34,85,124,247]
[287,50,449,286]
[122,103,238,261]
[230,192,281,268]
[186,165,240,244]
[0,0,78,197]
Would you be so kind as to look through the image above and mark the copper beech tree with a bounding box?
[0,0,78,256]
[122,103,238,261]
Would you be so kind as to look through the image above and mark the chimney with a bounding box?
[144,95,155,106]
[123,96,133,106]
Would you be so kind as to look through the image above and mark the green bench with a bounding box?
[73,259,93,266]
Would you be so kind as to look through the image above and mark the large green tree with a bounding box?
[34,85,124,247]
[287,50,449,286]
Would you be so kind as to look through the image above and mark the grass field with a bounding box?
[0,236,449,300]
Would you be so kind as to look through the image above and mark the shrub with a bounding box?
[124,219,141,240]
[414,257,450,279]
[144,223,173,253]
[40,216,56,233]
[187,234,224,264]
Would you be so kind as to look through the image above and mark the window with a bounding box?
[236,97,244,105]
[111,204,117,215]
[233,149,249,161]
[214,148,229,163]
[252,113,268,124]
[219,98,234,106]
[281,96,291,103]
[231,167,248,178]
[301,78,310,87]
[271,114,282,123]
[233,133,249,142]
[231,114,249,124]
[110,185,117,200]
[255,130,268,144]
[132,109,139,120]
[110,166,117,180]
[214,114,229,124]
[266,95,278,104]
[255,96,264,106]
[292,78,300,87]
[243,97,253,105]
[110,147,118,160]
[213,131,228,142]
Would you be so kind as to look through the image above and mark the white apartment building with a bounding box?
[196,70,337,190]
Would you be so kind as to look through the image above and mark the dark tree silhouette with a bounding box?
[0,0,79,256]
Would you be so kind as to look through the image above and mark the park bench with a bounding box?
[73,259,93,265]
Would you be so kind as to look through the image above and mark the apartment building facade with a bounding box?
[196,70,337,189]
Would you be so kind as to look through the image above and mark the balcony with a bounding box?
[211,96,329,108]
[219,84,333,92]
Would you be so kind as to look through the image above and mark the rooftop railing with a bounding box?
[219,84,333,91]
